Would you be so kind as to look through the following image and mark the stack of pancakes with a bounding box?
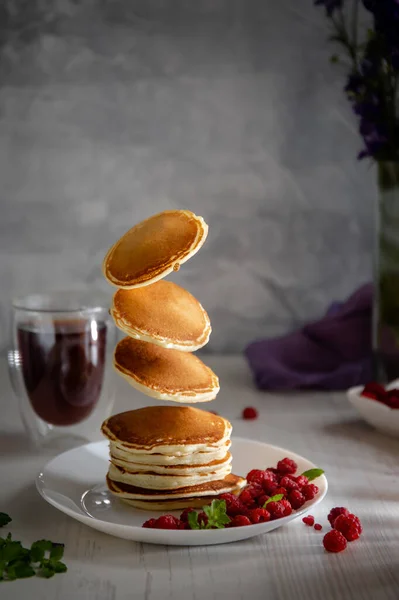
[101,210,244,510]
[102,406,244,510]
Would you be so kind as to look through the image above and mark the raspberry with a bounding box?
[327,507,350,527]
[248,508,271,524]
[385,390,399,409]
[279,499,292,517]
[361,381,386,401]
[247,484,264,499]
[179,507,196,523]
[273,487,288,498]
[219,493,249,517]
[333,514,362,541]
[295,475,309,487]
[197,512,208,527]
[314,523,322,531]
[267,501,285,520]
[302,515,315,526]
[155,515,180,530]
[242,407,258,420]
[239,489,257,508]
[277,457,297,475]
[229,515,252,527]
[258,494,269,507]
[280,476,300,492]
[288,490,306,510]
[142,518,157,528]
[262,477,279,494]
[246,469,266,485]
[267,468,279,476]
[302,484,319,501]
[323,530,347,553]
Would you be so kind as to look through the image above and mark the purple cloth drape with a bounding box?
[245,283,373,391]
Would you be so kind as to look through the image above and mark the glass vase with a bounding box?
[373,161,399,382]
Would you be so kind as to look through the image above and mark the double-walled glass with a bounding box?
[8,292,116,448]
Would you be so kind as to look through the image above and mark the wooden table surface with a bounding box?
[1,355,399,600]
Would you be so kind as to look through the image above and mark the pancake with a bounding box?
[103,210,208,289]
[109,439,231,465]
[110,451,232,473]
[107,462,232,490]
[106,473,246,501]
[122,481,245,511]
[113,338,220,403]
[102,406,231,453]
[111,281,211,352]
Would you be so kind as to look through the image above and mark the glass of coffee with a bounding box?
[8,291,116,448]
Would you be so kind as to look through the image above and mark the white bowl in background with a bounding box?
[347,379,399,437]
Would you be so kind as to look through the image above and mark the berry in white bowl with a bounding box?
[347,380,399,437]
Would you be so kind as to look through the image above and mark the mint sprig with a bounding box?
[0,514,11,529]
[0,517,67,582]
[301,468,324,482]
[187,500,231,530]
[263,494,284,507]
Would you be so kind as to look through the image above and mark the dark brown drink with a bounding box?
[18,320,107,426]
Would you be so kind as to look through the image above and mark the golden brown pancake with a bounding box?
[111,281,211,352]
[101,406,230,451]
[103,210,208,289]
[113,338,220,403]
[106,473,245,501]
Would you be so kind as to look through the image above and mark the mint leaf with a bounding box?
[5,565,17,580]
[0,540,24,563]
[0,513,12,528]
[32,540,53,553]
[52,561,67,574]
[40,567,55,579]
[187,511,200,530]
[12,561,35,578]
[49,543,64,561]
[263,494,284,507]
[301,468,324,482]
[203,500,231,529]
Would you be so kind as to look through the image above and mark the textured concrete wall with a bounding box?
[0,0,374,352]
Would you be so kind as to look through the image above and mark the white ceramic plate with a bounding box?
[36,438,328,546]
[347,380,399,437]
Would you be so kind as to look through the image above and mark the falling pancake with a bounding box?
[103,210,208,289]
[113,338,220,403]
[102,406,230,453]
[106,473,246,502]
[111,281,211,352]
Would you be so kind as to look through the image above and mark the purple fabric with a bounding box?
[245,283,373,391]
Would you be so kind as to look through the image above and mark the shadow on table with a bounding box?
[322,419,399,454]
[0,430,32,456]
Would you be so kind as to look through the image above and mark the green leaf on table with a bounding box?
[52,561,67,574]
[11,561,35,579]
[263,494,284,507]
[0,540,24,563]
[49,543,64,561]
[0,513,12,528]
[301,468,324,482]
[203,500,231,529]
[40,567,55,579]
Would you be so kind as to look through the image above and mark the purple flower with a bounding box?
[314,0,343,16]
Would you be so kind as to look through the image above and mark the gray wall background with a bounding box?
[0,0,374,352]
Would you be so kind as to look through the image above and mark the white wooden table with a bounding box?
[1,355,399,600]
